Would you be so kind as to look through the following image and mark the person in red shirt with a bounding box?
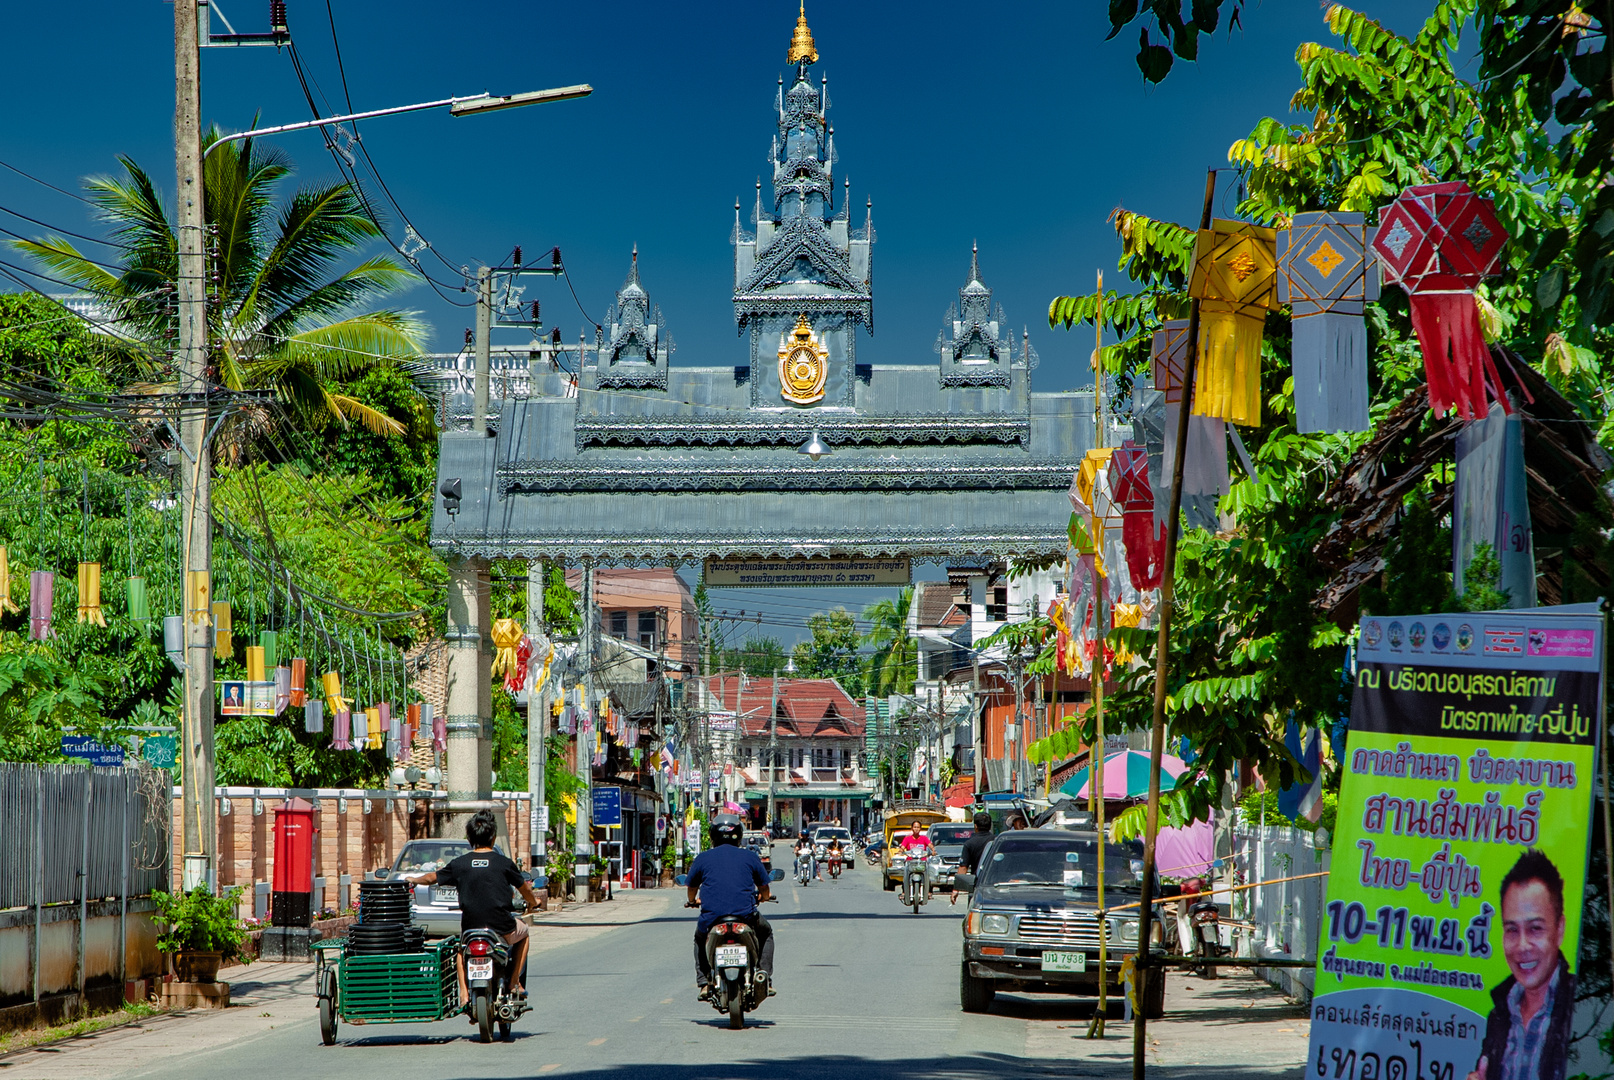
[899,824,933,857]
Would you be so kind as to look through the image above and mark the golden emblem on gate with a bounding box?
[777,314,828,405]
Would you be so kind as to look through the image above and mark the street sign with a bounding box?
[655,814,667,837]
[591,785,622,827]
[141,735,177,769]
[60,735,125,767]
[702,556,910,587]
[531,805,550,837]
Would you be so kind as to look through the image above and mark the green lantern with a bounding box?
[259,629,278,670]
[126,576,149,625]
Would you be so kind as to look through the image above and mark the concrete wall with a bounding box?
[0,899,161,1031]
[173,788,533,916]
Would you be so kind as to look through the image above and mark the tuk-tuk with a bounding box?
[881,805,949,891]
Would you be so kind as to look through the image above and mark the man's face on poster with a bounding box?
[1501,878,1564,994]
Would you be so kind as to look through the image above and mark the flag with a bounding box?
[1278,718,1323,823]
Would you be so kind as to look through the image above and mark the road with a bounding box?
[2,846,1310,1080]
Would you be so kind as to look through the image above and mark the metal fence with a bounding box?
[0,762,170,910]
[1228,810,1329,999]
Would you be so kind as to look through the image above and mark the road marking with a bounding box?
[627,1016,642,1022]
[538,1065,562,1073]
[588,1037,607,1045]
[660,998,673,1004]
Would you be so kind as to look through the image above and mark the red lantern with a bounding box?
[1371,181,1508,421]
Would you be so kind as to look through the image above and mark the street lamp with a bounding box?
[202,84,593,157]
[797,429,831,461]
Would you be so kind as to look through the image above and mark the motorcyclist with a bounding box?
[794,834,817,882]
[825,836,846,875]
[899,823,934,857]
[401,809,538,1008]
[685,814,775,1001]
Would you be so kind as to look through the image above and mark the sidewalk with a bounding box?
[1022,969,1310,1077]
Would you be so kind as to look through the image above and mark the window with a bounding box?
[790,748,804,769]
[638,610,658,647]
[813,747,828,768]
[609,611,627,639]
[987,587,1008,622]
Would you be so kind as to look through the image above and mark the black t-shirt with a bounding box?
[436,849,523,934]
[959,832,994,875]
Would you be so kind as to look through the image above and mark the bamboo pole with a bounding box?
[1089,269,1110,1039]
[1133,167,1219,1080]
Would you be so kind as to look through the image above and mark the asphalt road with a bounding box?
[46,846,1306,1080]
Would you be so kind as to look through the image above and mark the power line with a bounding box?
[0,202,127,251]
[0,157,97,205]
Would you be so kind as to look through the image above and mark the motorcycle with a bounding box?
[460,928,530,1042]
[899,854,929,913]
[689,897,779,1029]
[1189,899,1226,978]
[826,851,843,880]
[795,852,813,886]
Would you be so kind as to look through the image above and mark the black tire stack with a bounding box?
[350,880,421,955]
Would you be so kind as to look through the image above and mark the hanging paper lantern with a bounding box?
[490,618,523,689]
[76,563,107,627]
[376,701,391,732]
[304,697,324,735]
[0,548,18,615]
[532,639,556,697]
[245,645,266,683]
[1188,219,1279,426]
[274,666,291,714]
[186,571,211,628]
[289,658,307,707]
[386,713,401,760]
[1279,211,1377,434]
[28,571,53,641]
[1147,327,1229,533]
[424,702,443,753]
[1371,181,1509,421]
[322,671,352,715]
[513,635,534,695]
[332,709,353,750]
[258,630,278,670]
[1111,603,1143,664]
[126,575,149,624]
[1109,443,1164,591]
[211,601,232,656]
[359,707,378,750]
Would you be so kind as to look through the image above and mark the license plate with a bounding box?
[714,945,747,967]
[467,959,493,979]
[435,887,457,903]
[1041,950,1088,972]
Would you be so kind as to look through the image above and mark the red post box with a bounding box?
[271,797,318,927]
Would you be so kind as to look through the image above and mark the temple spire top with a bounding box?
[788,1,818,65]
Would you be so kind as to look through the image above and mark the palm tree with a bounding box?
[14,127,424,451]
[862,586,917,698]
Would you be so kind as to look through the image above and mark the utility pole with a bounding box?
[175,0,215,894]
[573,563,594,900]
[766,669,780,832]
[526,561,547,870]
[473,267,492,435]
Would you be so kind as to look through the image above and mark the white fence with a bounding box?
[1227,810,1330,1001]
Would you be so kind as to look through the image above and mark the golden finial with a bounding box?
[788,1,818,65]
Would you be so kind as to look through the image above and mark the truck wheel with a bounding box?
[882,875,894,891]
[1142,966,1166,1020]
[960,960,994,1013]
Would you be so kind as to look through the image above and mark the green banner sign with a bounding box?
[1309,607,1604,1080]
[141,734,177,770]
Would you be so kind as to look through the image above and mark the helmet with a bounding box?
[711,814,744,846]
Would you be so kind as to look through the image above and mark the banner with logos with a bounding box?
[1308,606,1604,1080]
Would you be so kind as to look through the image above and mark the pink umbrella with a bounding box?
[1061,751,1188,801]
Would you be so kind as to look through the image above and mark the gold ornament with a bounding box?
[1188,218,1279,427]
[777,314,828,405]
[787,0,818,65]
[490,618,523,681]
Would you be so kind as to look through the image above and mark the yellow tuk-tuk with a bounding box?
[881,805,948,891]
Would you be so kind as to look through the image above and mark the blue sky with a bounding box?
[0,1,1435,642]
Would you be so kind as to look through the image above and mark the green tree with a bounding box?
[790,608,864,697]
[718,636,787,677]
[861,586,917,697]
[12,130,426,456]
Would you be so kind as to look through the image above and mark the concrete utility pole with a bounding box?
[572,564,594,900]
[526,561,547,869]
[766,670,780,831]
[473,267,492,436]
[174,0,215,893]
[444,561,492,835]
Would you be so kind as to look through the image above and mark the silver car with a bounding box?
[371,839,530,937]
[924,823,978,889]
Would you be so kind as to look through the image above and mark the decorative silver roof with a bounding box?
[593,247,671,390]
[935,243,1034,389]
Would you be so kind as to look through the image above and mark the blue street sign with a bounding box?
[592,785,623,827]
[60,735,125,767]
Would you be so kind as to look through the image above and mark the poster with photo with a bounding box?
[219,680,247,716]
[249,680,276,717]
[1308,608,1604,1080]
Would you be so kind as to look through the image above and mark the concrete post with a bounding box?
[444,558,492,836]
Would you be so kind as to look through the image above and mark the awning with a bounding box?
[741,789,874,802]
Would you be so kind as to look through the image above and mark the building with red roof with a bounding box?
[704,674,874,835]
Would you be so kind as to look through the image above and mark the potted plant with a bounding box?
[588,854,609,900]
[660,841,677,887]
[152,885,247,983]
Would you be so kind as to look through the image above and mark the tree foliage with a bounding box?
[790,608,864,697]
